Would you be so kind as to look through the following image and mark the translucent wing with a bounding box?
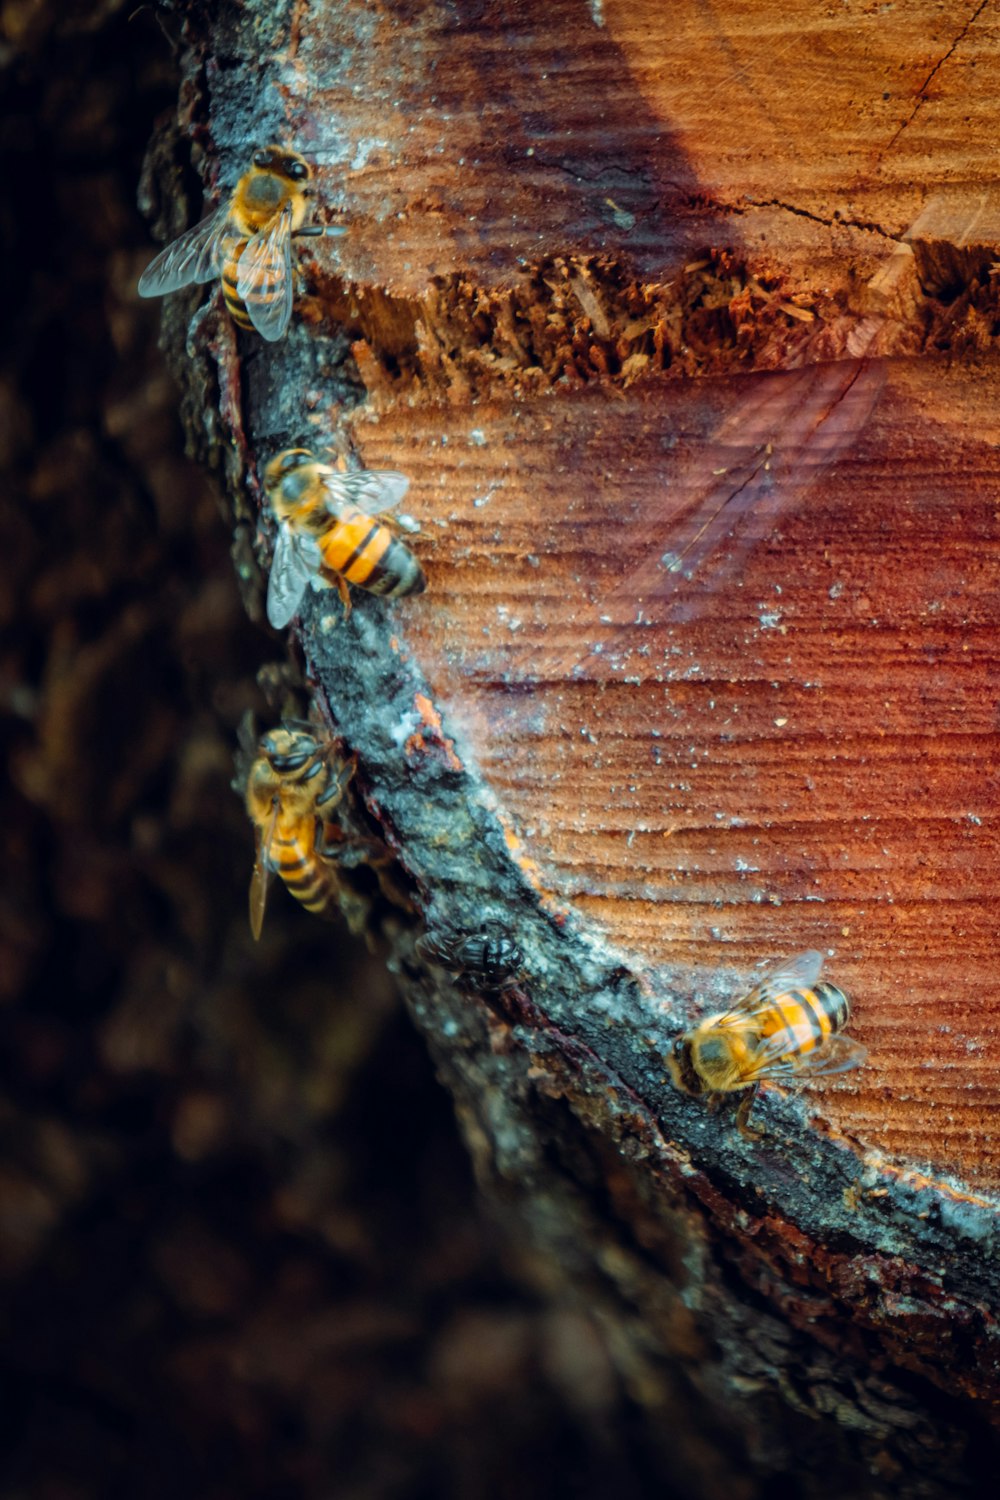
[278,715,327,739]
[249,802,279,941]
[746,1030,868,1085]
[267,524,320,629]
[316,468,411,515]
[236,202,294,341]
[651,359,881,604]
[231,710,260,799]
[539,354,886,682]
[716,950,824,1024]
[138,205,230,296]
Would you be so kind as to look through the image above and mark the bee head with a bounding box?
[253,145,312,183]
[260,727,318,775]
[263,447,315,493]
[697,1035,728,1066]
[482,932,523,974]
[666,1032,704,1097]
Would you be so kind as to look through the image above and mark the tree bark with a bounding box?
[147,2,1000,1494]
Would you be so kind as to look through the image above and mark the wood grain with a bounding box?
[278,0,1000,298]
[270,0,1000,1193]
[350,354,1000,1188]
[150,0,1000,1477]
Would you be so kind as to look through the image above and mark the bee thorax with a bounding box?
[250,176,284,209]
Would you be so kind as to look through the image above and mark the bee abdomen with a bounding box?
[813,981,850,1033]
[283,859,338,916]
[234,254,283,319]
[221,276,254,329]
[321,509,426,599]
[771,983,850,1056]
[273,836,336,916]
[220,239,255,329]
[364,535,426,598]
[222,291,254,329]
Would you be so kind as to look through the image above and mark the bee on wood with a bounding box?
[244,724,359,939]
[417,925,525,991]
[138,145,344,341]
[263,448,425,629]
[666,950,866,1138]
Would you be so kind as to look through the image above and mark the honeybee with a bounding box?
[244,724,359,939]
[666,951,866,1137]
[417,925,525,990]
[263,448,425,628]
[138,145,343,341]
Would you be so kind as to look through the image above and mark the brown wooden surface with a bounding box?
[350,354,1000,1189]
[297,0,1000,295]
[255,0,1000,1194]
[140,0,1000,1488]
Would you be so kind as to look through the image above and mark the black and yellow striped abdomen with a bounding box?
[220,230,257,331]
[319,505,425,599]
[758,982,850,1058]
[269,813,339,919]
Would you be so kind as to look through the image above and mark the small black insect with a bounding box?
[417,924,525,990]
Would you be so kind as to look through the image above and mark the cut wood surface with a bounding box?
[351,355,1000,1189]
[278,0,1000,296]
[151,0,1000,1490]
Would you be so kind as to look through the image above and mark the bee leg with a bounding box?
[294,225,349,240]
[314,822,370,870]
[316,756,356,817]
[385,512,421,539]
[337,575,352,618]
[734,1087,763,1141]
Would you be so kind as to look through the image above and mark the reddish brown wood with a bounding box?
[348,354,1000,1189]
[295,0,1000,297]
[146,0,1000,1487]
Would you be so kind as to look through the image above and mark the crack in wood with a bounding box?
[879,0,994,158]
[741,197,898,243]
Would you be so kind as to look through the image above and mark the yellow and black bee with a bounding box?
[666,950,865,1137]
[138,145,342,341]
[263,448,425,628]
[244,725,356,939]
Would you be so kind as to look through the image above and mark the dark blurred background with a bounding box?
[0,8,641,1497]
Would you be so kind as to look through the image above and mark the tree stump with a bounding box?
[146,3,1000,1494]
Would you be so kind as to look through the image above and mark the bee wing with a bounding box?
[716,950,824,1023]
[267,524,319,629]
[249,803,279,941]
[231,709,260,798]
[236,201,294,341]
[747,1031,868,1085]
[279,715,328,739]
[317,469,411,516]
[538,355,886,681]
[647,360,881,602]
[138,205,230,295]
